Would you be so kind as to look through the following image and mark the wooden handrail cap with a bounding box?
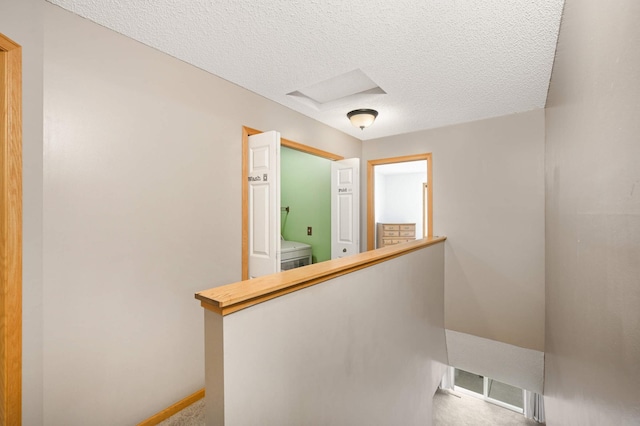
[196,236,446,316]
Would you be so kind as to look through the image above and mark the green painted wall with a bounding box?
[281,147,331,263]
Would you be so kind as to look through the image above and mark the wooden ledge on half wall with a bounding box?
[195,236,446,316]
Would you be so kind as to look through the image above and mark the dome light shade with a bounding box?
[347,109,378,130]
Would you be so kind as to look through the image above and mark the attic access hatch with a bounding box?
[286,69,386,111]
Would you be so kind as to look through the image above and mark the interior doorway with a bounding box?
[242,126,347,280]
[0,32,23,424]
[366,154,432,251]
[374,160,427,242]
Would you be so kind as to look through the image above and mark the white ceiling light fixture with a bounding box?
[347,109,378,130]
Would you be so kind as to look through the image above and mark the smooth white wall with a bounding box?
[374,171,386,228]
[544,0,640,423]
[362,110,545,352]
[41,4,361,424]
[379,172,426,238]
[207,243,447,426]
[0,0,44,423]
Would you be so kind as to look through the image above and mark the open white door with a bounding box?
[331,158,360,259]
[248,131,280,278]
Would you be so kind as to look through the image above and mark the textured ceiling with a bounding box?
[48,0,565,141]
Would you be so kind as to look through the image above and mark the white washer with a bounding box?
[280,240,312,271]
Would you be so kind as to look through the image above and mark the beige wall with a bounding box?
[207,243,447,425]
[42,4,360,424]
[18,0,640,423]
[362,110,545,352]
[544,0,640,424]
[0,0,44,423]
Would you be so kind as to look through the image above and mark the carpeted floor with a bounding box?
[433,388,542,426]
[159,389,543,425]
[157,399,205,426]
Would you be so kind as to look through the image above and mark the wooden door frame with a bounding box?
[367,154,432,251]
[0,33,22,425]
[241,126,344,280]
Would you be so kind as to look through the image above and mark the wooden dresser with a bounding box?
[376,223,416,248]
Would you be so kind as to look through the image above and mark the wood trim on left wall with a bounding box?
[0,33,22,426]
[137,389,205,426]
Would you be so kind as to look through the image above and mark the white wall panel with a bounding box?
[206,244,447,425]
[544,0,640,423]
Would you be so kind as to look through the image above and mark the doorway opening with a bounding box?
[374,160,426,248]
[366,154,432,251]
[241,126,345,280]
[280,146,332,264]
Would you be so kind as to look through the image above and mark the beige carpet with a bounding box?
[157,399,204,426]
[433,388,542,426]
[159,389,542,425]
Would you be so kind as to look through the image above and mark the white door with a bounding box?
[331,158,360,259]
[248,131,280,278]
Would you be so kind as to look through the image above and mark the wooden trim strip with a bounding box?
[367,153,432,166]
[137,389,205,426]
[241,126,345,280]
[0,33,22,426]
[280,138,344,161]
[366,160,375,252]
[427,154,433,238]
[198,236,446,316]
[241,127,250,280]
[367,153,433,251]
[243,126,344,161]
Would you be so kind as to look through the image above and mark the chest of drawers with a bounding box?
[376,223,416,248]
